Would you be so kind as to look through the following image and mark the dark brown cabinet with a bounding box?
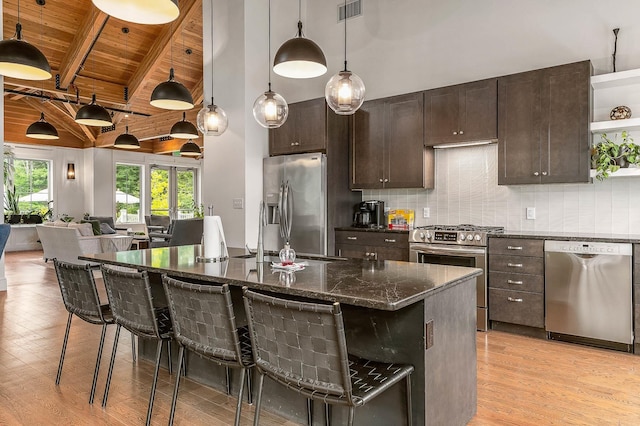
[488,237,545,329]
[269,98,327,156]
[424,78,497,146]
[351,92,434,189]
[335,230,409,262]
[497,60,592,185]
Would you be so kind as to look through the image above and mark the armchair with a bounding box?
[148,218,203,248]
[144,215,171,234]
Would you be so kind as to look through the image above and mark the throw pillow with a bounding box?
[100,222,117,234]
[81,219,102,235]
[53,220,68,227]
[68,223,94,237]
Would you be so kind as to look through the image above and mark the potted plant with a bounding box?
[591,131,640,181]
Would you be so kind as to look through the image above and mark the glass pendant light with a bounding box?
[0,0,51,81]
[92,0,179,25]
[325,0,365,115]
[273,0,326,79]
[253,0,288,129]
[26,112,58,140]
[179,140,201,157]
[170,112,199,139]
[114,125,139,149]
[196,0,228,136]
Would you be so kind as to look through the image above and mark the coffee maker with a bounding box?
[353,200,385,228]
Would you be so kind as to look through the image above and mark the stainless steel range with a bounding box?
[409,224,504,331]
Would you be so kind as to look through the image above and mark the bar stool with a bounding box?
[53,259,114,404]
[242,288,415,426]
[100,264,174,426]
[162,276,254,426]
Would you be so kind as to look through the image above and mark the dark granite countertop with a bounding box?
[80,245,481,311]
[492,231,640,244]
[335,226,409,234]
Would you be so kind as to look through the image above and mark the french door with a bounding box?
[149,165,198,219]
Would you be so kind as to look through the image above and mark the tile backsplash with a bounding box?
[362,144,640,235]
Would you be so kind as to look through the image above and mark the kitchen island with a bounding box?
[81,246,481,425]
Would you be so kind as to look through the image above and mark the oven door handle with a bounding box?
[411,245,486,256]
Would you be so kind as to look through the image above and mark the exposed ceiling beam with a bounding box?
[54,97,98,144]
[57,10,110,90]
[126,0,199,104]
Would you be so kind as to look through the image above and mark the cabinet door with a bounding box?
[352,99,386,189]
[459,79,497,142]
[295,98,327,153]
[497,70,542,185]
[540,61,591,184]
[269,112,297,156]
[424,86,460,146]
[385,92,426,188]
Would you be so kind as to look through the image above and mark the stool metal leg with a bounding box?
[102,324,122,407]
[131,333,136,363]
[252,372,265,426]
[55,312,73,385]
[146,340,164,426]
[89,323,108,404]
[166,340,172,374]
[325,403,332,426]
[225,366,231,395]
[246,368,253,404]
[347,407,355,426]
[307,399,314,426]
[168,345,185,426]
[234,368,247,426]
[405,374,413,426]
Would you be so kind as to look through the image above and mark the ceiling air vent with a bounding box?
[338,0,362,22]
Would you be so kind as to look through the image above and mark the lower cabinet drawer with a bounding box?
[489,288,544,328]
[489,254,543,275]
[336,244,408,262]
[489,271,543,293]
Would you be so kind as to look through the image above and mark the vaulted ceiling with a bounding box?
[2,0,204,154]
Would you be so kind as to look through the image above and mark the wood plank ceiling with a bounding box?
[2,0,204,154]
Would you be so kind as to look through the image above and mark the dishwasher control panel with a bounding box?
[545,240,633,256]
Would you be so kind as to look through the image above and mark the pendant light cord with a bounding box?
[268,0,272,88]
[343,0,348,71]
[210,0,215,103]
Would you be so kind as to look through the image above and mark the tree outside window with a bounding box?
[115,164,141,223]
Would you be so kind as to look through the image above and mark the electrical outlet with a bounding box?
[423,207,430,218]
[526,207,536,220]
[233,198,244,209]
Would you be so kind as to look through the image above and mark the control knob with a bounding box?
[459,233,465,241]
[474,234,481,241]
[419,232,425,241]
[466,234,474,241]
[425,231,432,240]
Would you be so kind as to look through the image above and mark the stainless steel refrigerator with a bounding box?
[263,153,327,255]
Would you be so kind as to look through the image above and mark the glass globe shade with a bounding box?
[253,90,289,129]
[197,103,228,136]
[325,70,365,115]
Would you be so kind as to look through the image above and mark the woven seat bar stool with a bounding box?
[162,276,254,426]
[243,288,415,426]
[53,259,116,404]
[100,265,174,426]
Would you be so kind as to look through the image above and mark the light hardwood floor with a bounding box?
[2,251,640,425]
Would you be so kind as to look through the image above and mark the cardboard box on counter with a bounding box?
[387,209,414,230]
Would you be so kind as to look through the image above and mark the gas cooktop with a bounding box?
[410,224,504,246]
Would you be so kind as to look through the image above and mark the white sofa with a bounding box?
[36,223,137,265]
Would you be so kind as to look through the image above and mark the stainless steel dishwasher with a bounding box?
[545,240,633,351]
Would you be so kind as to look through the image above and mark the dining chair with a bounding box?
[53,259,113,404]
[100,264,174,426]
[162,276,254,426]
[243,287,415,426]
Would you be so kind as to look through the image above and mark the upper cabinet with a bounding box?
[351,92,434,190]
[269,98,327,156]
[497,60,592,185]
[424,79,497,146]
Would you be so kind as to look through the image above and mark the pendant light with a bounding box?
[170,112,199,139]
[114,126,140,149]
[273,0,326,79]
[196,0,228,136]
[179,140,201,157]
[26,112,58,140]
[92,0,179,25]
[325,0,365,115]
[151,27,194,110]
[253,0,288,129]
[0,0,51,80]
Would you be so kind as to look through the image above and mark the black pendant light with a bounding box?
[114,126,140,149]
[75,94,112,127]
[273,0,326,79]
[179,140,201,157]
[151,68,194,110]
[26,112,58,140]
[0,0,51,80]
[92,0,179,25]
[253,0,288,129]
[170,112,199,139]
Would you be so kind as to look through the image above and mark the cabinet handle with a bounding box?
[533,172,539,176]
[290,142,295,146]
[384,238,396,243]
[542,171,547,176]
[507,263,523,268]
[383,178,389,183]
[507,279,524,285]
[338,249,342,257]
[507,246,523,250]
[507,297,523,303]
[459,130,464,135]
[453,131,458,135]
[347,236,357,240]
[379,178,384,183]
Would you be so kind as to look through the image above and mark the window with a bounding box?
[4,156,51,218]
[115,164,142,223]
[149,165,198,219]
